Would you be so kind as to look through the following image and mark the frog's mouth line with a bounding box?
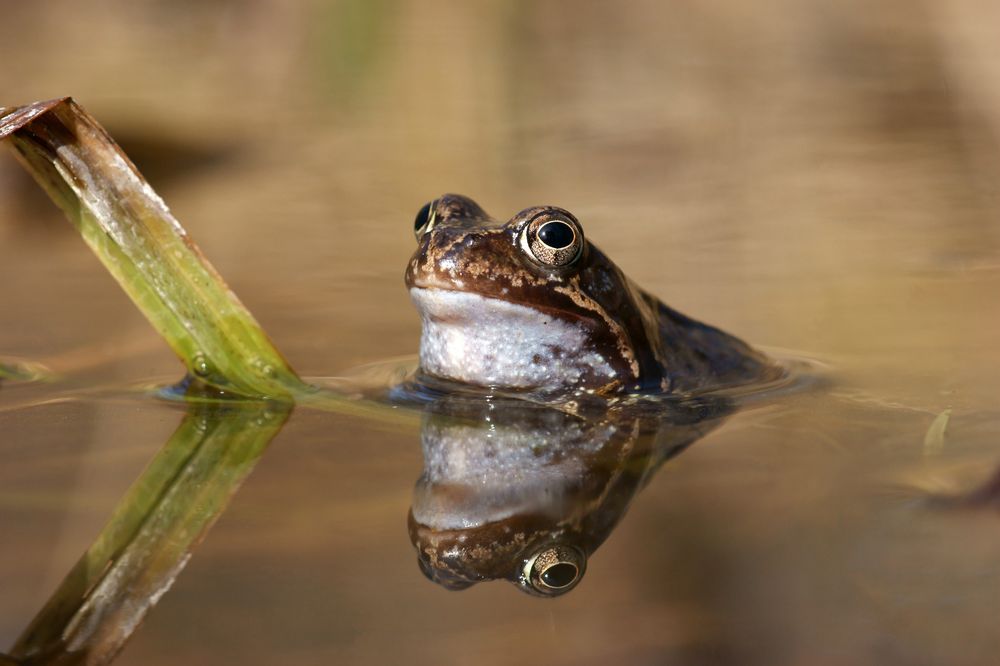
[408,286,579,326]
[408,285,589,327]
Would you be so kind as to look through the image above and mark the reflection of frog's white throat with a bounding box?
[413,417,617,529]
[409,287,616,392]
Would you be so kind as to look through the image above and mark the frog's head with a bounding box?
[405,194,665,396]
[408,511,589,598]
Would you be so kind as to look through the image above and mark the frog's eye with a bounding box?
[521,544,586,597]
[413,201,437,240]
[521,215,584,267]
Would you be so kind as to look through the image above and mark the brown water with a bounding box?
[3,2,1000,664]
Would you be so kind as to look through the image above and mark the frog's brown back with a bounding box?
[640,289,783,393]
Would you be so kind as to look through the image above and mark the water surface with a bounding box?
[2,2,1000,664]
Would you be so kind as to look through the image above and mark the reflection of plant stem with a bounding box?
[8,401,291,665]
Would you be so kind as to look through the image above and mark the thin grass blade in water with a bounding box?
[0,98,308,400]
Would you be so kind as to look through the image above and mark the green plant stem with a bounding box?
[0,99,306,399]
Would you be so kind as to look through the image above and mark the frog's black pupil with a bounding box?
[538,221,575,249]
[415,202,432,231]
[540,563,578,588]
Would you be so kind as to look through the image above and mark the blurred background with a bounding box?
[2,1,1000,664]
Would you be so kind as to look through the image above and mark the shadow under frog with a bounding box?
[405,390,732,597]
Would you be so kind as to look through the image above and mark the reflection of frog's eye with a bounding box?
[413,201,437,240]
[522,216,584,267]
[520,544,586,597]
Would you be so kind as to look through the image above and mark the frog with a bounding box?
[406,194,782,398]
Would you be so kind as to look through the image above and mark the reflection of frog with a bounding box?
[407,394,729,596]
[406,194,782,398]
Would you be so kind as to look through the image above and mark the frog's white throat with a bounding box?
[409,287,616,392]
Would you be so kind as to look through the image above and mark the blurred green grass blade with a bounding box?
[9,401,290,664]
[0,98,308,400]
[0,359,53,383]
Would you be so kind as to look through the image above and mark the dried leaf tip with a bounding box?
[0,97,71,140]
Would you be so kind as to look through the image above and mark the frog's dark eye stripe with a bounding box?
[413,201,437,240]
[521,214,584,267]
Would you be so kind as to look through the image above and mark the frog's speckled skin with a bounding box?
[406,194,780,397]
